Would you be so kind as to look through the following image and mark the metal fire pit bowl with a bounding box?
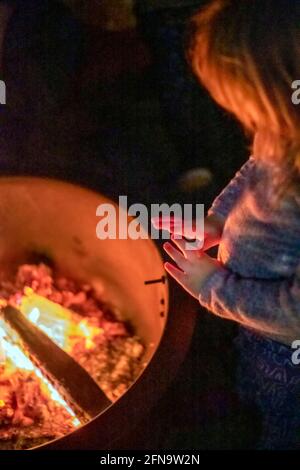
[0,177,197,450]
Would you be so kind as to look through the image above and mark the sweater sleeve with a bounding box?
[208,157,256,220]
[199,263,300,340]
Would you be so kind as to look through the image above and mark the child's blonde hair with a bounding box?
[189,0,300,180]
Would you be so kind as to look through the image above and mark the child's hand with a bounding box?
[152,214,224,251]
[163,235,220,299]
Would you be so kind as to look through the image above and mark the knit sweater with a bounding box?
[199,156,300,346]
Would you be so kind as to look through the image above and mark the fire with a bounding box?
[0,333,5,364]
[20,291,104,353]
[0,290,106,437]
[28,307,40,324]
[0,321,80,428]
[0,262,144,449]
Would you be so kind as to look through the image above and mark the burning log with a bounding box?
[19,290,106,353]
[0,323,81,448]
[0,263,145,449]
[1,306,111,420]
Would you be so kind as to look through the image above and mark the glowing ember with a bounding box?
[0,322,80,428]
[0,263,145,450]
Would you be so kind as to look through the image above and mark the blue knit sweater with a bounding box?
[199,156,300,346]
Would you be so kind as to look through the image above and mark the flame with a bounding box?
[0,290,105,432]
[20,292,103,353]
[77,318,101,350]
[28,307,40,324]
[0,322,80,428]
[0,333,5,364]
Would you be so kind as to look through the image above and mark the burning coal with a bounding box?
[0,264,144,449]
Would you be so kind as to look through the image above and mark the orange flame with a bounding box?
[0,290,106,430]
[0,321,81,428]
[20,291,103,353]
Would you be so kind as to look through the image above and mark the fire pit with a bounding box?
[0,263,147,448]
[0,177,197,450]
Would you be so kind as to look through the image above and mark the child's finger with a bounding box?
[163,242,187,269]
[171,234,203,256]
[152,216,182,224]
[164,262,186,285]
[151,216,183,231]
[171,235,187,252]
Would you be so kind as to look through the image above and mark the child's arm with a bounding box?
[164,237,300,341]
[198,263,300,340]
[208,156,256,220]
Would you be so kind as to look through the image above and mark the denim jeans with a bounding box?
[235,327,300,450]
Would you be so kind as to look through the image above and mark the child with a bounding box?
[157,0,300,449]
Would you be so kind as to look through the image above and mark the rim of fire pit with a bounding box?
[0,176,198,450]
